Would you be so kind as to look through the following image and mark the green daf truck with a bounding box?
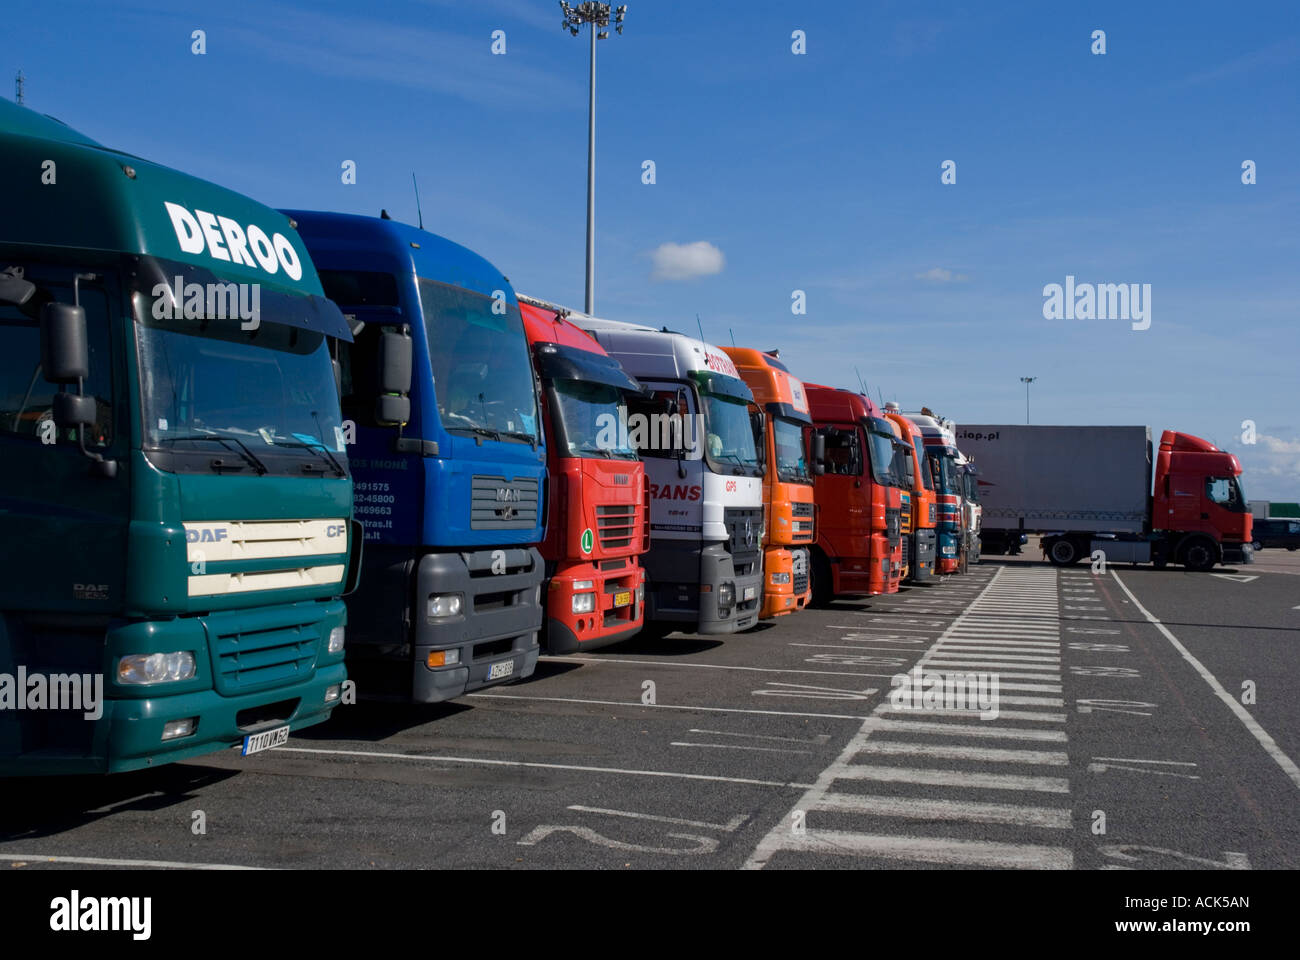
[0,99,359,774]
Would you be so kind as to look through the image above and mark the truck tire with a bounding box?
[810,551,834,608]
[1044,537,1081,566]
[1179,536,1218,572]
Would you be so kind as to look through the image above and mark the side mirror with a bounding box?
[0,267,36,307]
[41,302,89,383]
[811,431,826,475]
[375,326,413,428]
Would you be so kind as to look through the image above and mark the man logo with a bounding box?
[496,488,521,502]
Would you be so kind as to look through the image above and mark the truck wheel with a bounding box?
[1179,537,1218,572]
[1045,538,1081,566]
[810,551,834,608]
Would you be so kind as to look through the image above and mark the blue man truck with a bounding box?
[0,100,357,774]
[289,212,544,702]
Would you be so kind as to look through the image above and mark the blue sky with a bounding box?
[5,0,1299,496]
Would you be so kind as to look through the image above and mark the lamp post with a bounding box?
[560,2,626,315]
[1020,377,1037,425]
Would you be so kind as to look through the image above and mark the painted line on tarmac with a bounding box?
[277,746,815,789]
[671,741,813,755]
[566,805,748,832]
[538,655,898,680]
[0,853,262,870]
[1110,569,1300,792]
[467,691,874,720]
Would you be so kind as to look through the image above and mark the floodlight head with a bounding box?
[598,30,608,38]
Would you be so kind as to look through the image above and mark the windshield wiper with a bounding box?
[447,425,503,442]
[578,444,613,459]
[271,438,346,477]
[157,432,269,475]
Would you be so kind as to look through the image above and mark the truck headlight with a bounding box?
[718,582,735,609]
[328,626,345,654]
[572,593,596,614]
[118,651,196,685]
[428,593,463,618]
[770,572,791,584]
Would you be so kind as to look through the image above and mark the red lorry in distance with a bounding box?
[805,384,903,603]
[520,298,649,651]
[959,425,1253,570]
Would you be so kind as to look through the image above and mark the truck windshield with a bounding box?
[864,418,896,487]
[552,379,636,459]
[701,391,761,475]
[420,278,538,443]
[893,441,914,490]
[927,449,960,494]
[913,437,934,489]
[1207,476,1247,512]
[133,285,347,475]
[772,416,810,484]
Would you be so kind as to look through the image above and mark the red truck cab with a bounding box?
[520,298,648,651]
[1151,430,1252,568]
[806,384,903,602]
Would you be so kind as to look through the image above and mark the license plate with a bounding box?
[487,659,515,681]
[743,586,757,601]
[614,590,632,608]
[241,724,290,756]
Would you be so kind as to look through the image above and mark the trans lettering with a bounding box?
[649,483,701,501]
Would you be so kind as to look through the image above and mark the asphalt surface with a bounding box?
[3,541,1298,870]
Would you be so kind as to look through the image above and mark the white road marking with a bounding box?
[810,793,1071,829]
[0,853,262,871]
[278,746,815,789]
[537,655,897,680]
[1111,569,1300,792]
[865,718,1068,741]
[1091,756,1197,765]
[671,741,812,755]
[785,831,1073,868]
[516,824,717,855]
[466,692,872,719]
[566,805,748,832]
[877,706,1066,722]
[689,728,831,744]
[856,741,1069,765]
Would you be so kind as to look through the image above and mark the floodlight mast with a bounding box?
[560,3,627,314]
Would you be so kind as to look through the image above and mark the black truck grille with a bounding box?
[723,506,763,571]
[471,476,539,530]
[791,501,814,519]
[885,507,901,546]
[791,548,809,595]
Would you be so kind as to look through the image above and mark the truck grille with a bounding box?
[471,476,540,530]
[597,503,637,550]
[791,502,814,519]
[213,621,318,695]
[885,507,901,546]
[724,506,763,573]
[791,548,809,595]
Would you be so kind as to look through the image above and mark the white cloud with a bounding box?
[1260,434,1300,455]
[651,242,726,282]
[915,267,969,283]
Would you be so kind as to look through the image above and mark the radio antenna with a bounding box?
[696,313,706,345]
[412,173,424,230]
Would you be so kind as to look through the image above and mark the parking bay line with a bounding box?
[0,853,263,870]
[277,746,816,789]
[538,655,899,680]
[466,692,874,720]
[1110,569,1300,792]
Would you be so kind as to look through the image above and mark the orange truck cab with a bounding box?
[884,416,911,586]
[723,347,818,618]
[884,403,937,583]
[520,297,648,652]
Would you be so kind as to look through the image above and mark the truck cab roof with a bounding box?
[2,99,328,302]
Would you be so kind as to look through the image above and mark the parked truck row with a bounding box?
[0,100,1253,775]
